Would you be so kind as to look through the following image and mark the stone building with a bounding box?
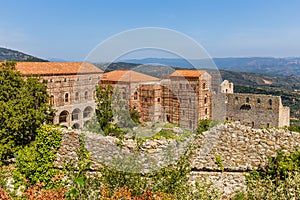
[221,81,290,128]
[100,69,212,130]
[16,62,103,128]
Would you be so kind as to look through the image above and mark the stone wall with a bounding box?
[56,122,300,198]
[225,93,290,128]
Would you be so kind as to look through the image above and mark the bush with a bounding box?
[14,125,63,189]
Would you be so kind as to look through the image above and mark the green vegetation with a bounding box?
[232,148,300,199]
[14,125,62,190]
[0,61,54,165]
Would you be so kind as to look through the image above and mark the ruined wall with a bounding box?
[225,93,289,128]
[56,122,300,198]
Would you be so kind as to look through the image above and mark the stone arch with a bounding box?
[83,106,93,118]
[72,123,80,129]
[59,110,69,123]
[72,108,81,121]
[240,104,251,110]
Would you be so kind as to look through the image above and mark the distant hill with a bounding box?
[123,57,300,76]
[0,47,48,62]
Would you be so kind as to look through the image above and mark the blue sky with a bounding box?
[1,0,300,61]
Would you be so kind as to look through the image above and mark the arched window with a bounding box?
[72,109,81,121]
[59,110,69,123]
[64,93,69,103]
[257,98,261,104]
[134,91,138,100]
[75,92,79,101]
[202,82,206,89]
[83,106,93,118]
[235,97,239,104]
[240,104,251,110]
[84,91,88,100]
[157,97,160,102]
[204,96,207,104]
[269,99,272,106]
[50,95,54,106]
[205,108,208,115]
[246,97,250,103]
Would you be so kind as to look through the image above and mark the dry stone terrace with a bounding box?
[55,122,300,198]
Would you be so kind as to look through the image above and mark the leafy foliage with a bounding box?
[238,148,300,199]
[14,125,63,189]
[0,61,54,164]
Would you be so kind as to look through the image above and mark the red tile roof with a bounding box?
[15,62,103,75]
[170,70,205,77]
[101,70,160,83]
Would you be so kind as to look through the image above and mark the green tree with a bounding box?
[0,61,54,164]
[95,84,114,134]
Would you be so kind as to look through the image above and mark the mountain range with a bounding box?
[123,57,300,76]
[0,47,47,62]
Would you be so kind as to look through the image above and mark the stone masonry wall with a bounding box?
[56,122,300,198]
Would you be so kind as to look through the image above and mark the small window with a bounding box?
[257,98,261,104]
[50,95,54,106]
[49,79,53,83]
[252,122,255,128]
[85,91,88,100]
[64,78,67,82]
[89,77,92,81]
[65,93,69,103]
[157,97,160,102]
[202,83,206,89]
[235,97,239,103]
[246,97,250,103]
[134,91,138,100]
[204,96,207,104]
[268,99,272,106]
[205,108,208,115]
[75,92,79,101]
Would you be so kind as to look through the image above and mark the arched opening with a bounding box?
[75,92,79,101]
[204,96,207,104]
[268,99,272,106]
[59,110,69,123]
[257,98,261,104]
[72,123,80,129]
[64,93,69,103]
[205,108,208,115]
[202,82,206,89]
[134,91,138,100]
[50,95,54,106]
[246,97,250,103]
[72,108,81,121]
[157,97,160,103]
[240,104,251,110]
[84,91,88,100]
[252,122,255,128]
[83,106,93,118]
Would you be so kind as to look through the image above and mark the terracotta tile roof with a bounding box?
[101,70,160,83]
[170,70,205,77]
[15,62,103,75]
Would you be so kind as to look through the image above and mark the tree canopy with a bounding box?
[0,61,54,164]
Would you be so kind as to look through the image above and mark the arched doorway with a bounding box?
[72,108,81,121]
[83,106,93,118]
[59,110,69,123]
